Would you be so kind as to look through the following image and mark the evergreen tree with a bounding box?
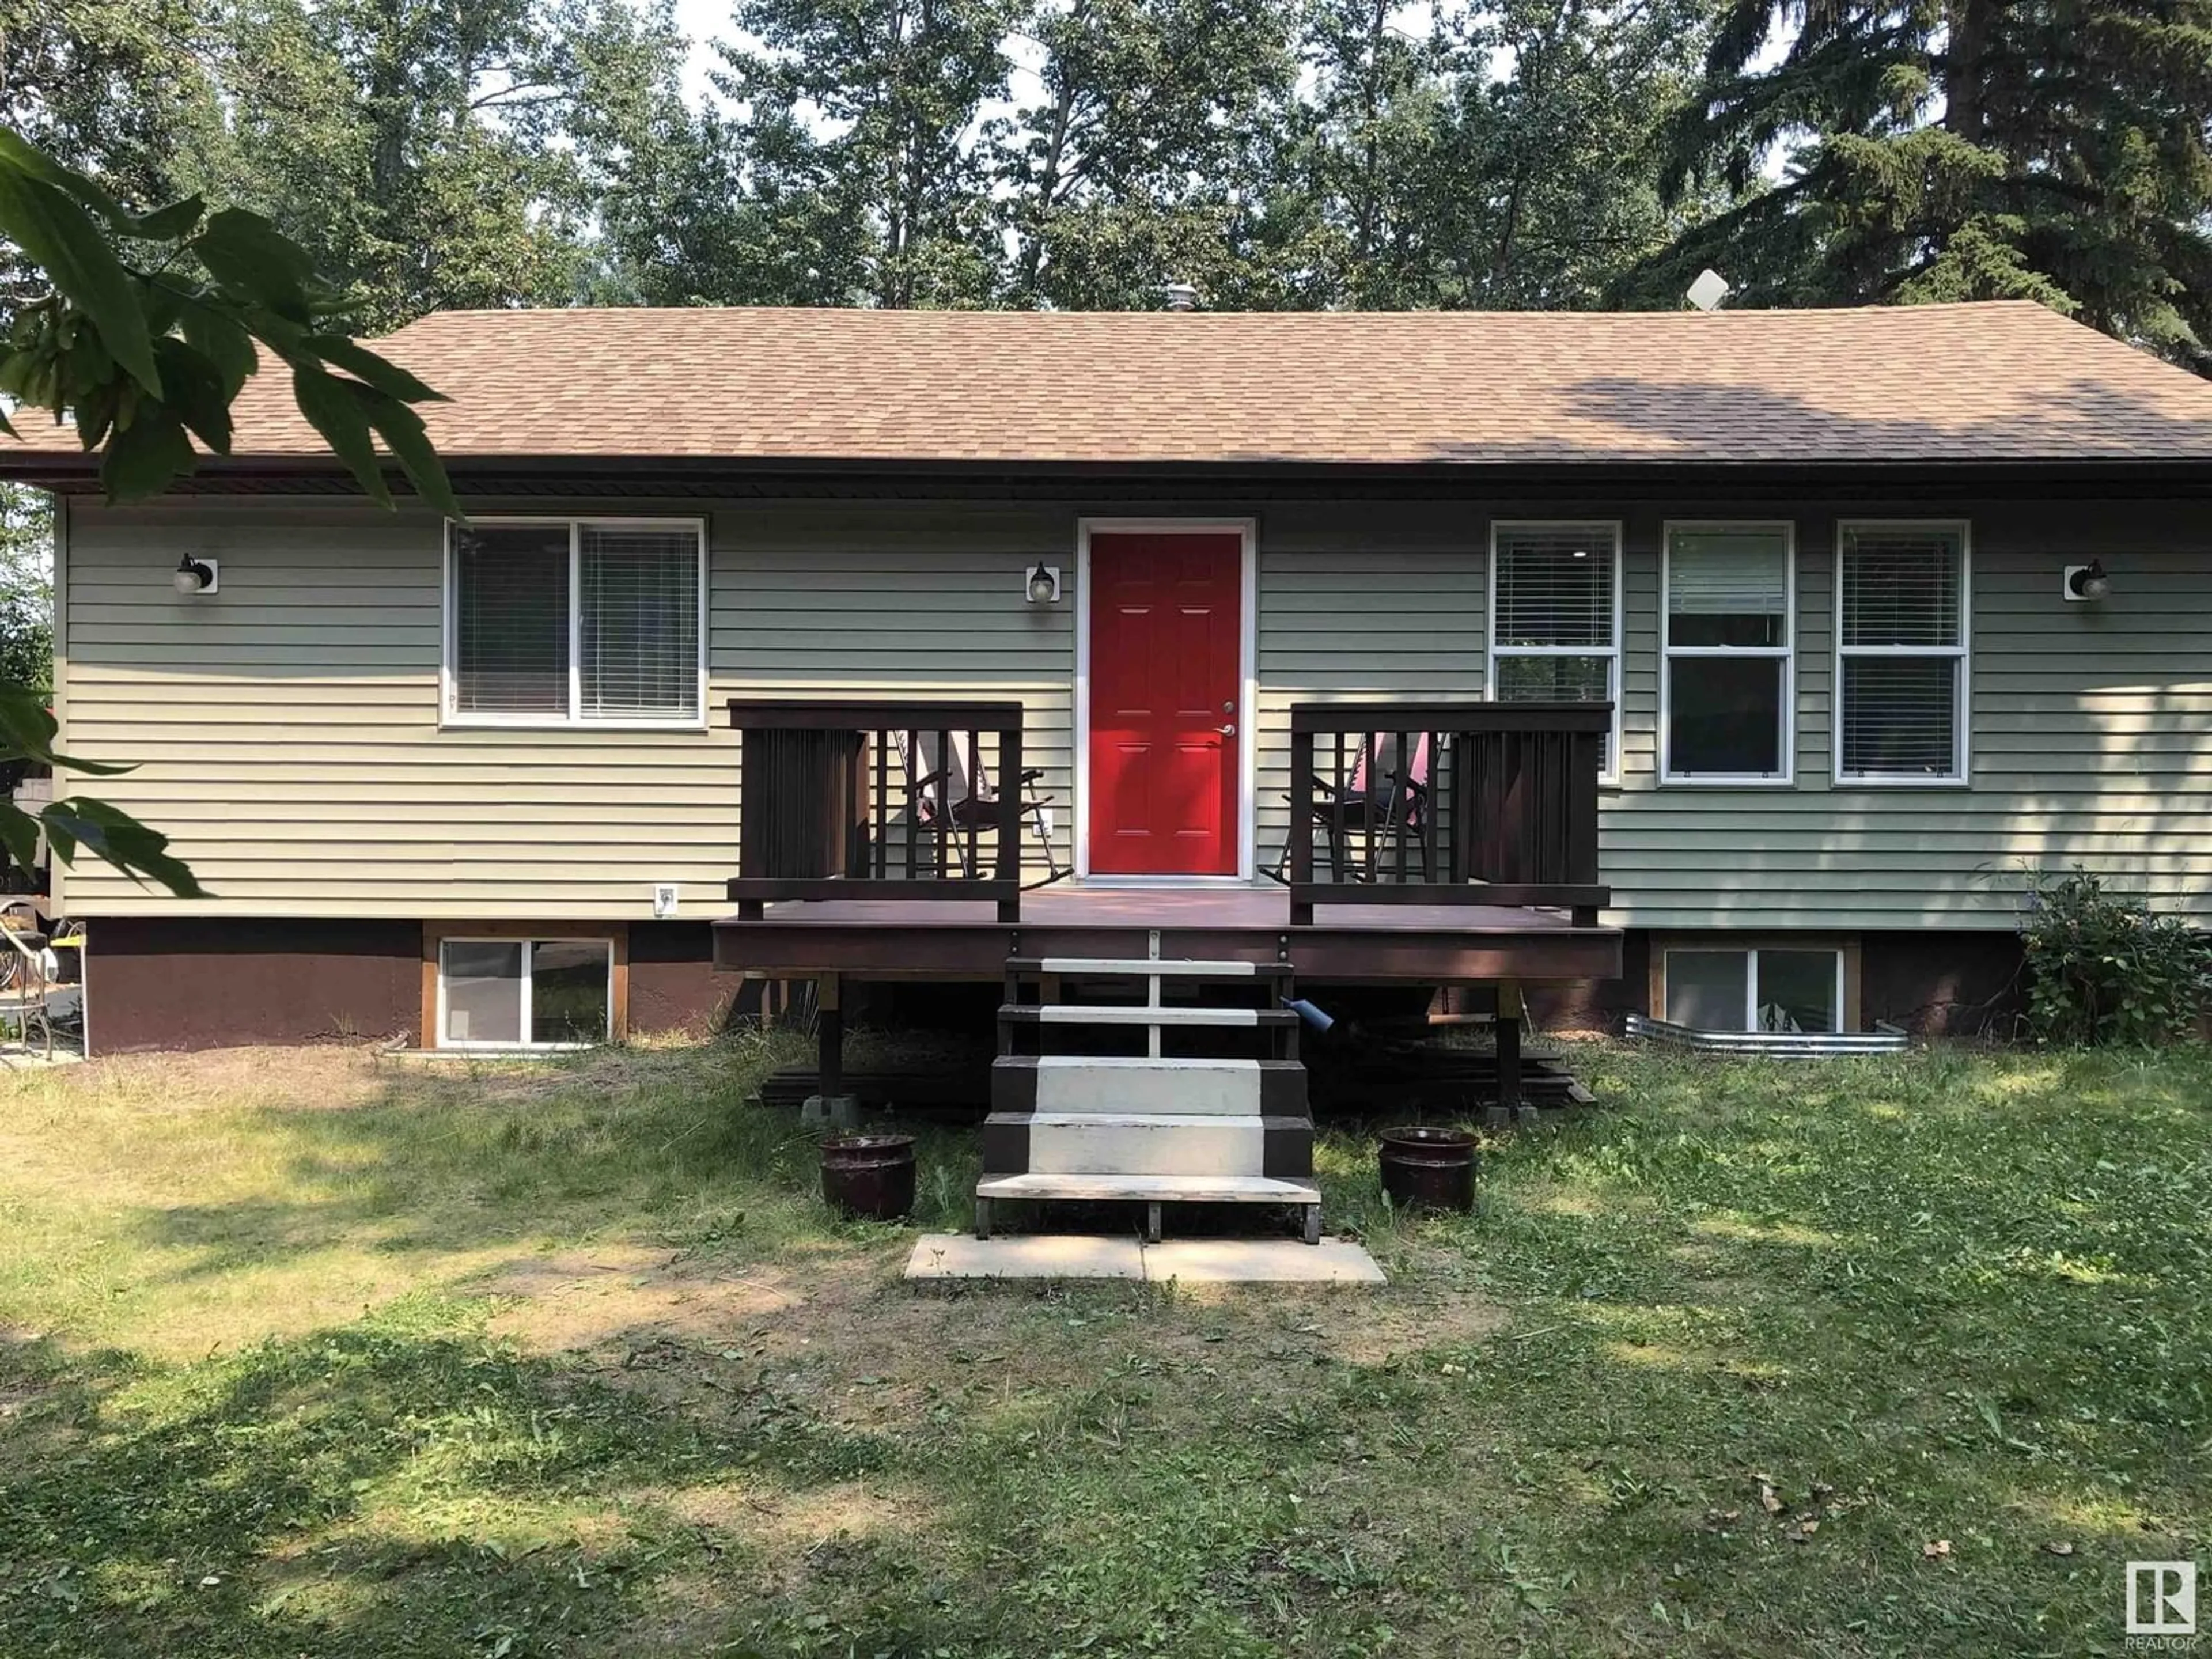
[1268,0,1711,310]
[1649,0,2212,371]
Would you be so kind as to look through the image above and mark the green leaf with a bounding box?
[0,688,131,776]
[0,128,134,229]
[305,335,446,404]
[152,336,235,454]
[192,209,319,320]
[0,801,39,881]
[128,193,207,243]
[0,165,162,397]
[0,688,61,763]
[365,397,465,521]
[41,796,208,898]
[166,287,260,400]
[99,404,199,503]
[290,365,392,507]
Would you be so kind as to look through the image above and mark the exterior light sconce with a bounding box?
[2064,560,2109,603]
[1025,563,1062,604]
[172,555,219,596]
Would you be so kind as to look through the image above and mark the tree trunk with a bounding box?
[1943,0,1990,142]
[1352,0,1389,266]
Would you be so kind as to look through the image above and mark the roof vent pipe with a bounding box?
[1162,281,1199,312]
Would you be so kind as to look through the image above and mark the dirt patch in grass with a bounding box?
[477,1245,816,1355]
[662,1478,928,1555]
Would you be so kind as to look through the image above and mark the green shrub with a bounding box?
[2020,867,2212,1046]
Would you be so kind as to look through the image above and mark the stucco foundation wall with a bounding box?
[86,916,421,1052]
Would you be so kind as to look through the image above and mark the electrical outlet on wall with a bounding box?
[653,884,679,918]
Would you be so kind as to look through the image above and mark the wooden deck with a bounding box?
[711,882,1620,983]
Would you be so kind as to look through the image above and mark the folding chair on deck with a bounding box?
[893,729,1069,889]
[1271,730,1434,884]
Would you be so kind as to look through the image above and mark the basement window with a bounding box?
[445,517,706,727]
[439,938,612,1048]
[1662,946,1842,1034]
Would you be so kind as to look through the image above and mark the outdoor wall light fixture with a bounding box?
[172,555,219,596]
[2064,560,2109,603]
[1025,563,1062,604]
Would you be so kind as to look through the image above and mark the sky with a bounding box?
[671,0,737,104]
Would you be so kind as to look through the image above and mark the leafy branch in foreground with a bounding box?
[0,687,204,897]
[0,127,461,515]
[0,127,470,898]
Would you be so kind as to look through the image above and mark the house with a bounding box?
[6,300,2212,1060]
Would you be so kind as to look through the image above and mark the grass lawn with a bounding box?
[0,1037,2205,1657]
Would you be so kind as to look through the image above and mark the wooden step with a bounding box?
[992,1054,1307,1116]
[974,1172,1320,1204]
[983,1111,1313,1178]
[999,1003,1297,1029]
[1007,957,1290,979]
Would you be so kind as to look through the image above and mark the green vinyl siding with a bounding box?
[1255,503,1485,865]
[1603,501,2212,928]
[54,491,2212,933]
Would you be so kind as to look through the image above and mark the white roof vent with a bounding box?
[1162,281,1199,312]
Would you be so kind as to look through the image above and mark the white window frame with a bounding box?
[1486,520,1623,785]
[1660,520,1796,786]
[436,935,613,1051]
[441,515,709,730]
[1661,945,1846,1034]
[1832,519,1971,786]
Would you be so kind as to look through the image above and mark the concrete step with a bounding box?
[983,1111,1312,1178]
[974,1171,1320,1205]
[999,1003,1297,1029]
[992,1054,1307,1116]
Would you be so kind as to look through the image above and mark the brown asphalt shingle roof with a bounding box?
[9,300,2212,468]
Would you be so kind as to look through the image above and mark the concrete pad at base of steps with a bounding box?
[903,1233,1385,1284]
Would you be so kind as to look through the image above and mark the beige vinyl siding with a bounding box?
[55,491,2212,933]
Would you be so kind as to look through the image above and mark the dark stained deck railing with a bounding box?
[1286,702,1611,926]
[726,699,1026,923]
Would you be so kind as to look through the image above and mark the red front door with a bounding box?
[1087,531,1242,875]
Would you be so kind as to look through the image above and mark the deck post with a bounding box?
[1490,978,1523,1127]
[804,972,859,1129]
[1289,725,1316,926]
[996,722,1024,923]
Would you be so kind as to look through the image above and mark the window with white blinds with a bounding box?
[1663,524,1793,782]
[1490,522,1620,776]
[446,518,704,725]
[580,528,702,719]
[1836,522,1968,781]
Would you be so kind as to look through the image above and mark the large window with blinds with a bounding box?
[1835,522,1969,783]
[1662,522,1793,783]
[445,518,705,726]
[1488,521,1621,777]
